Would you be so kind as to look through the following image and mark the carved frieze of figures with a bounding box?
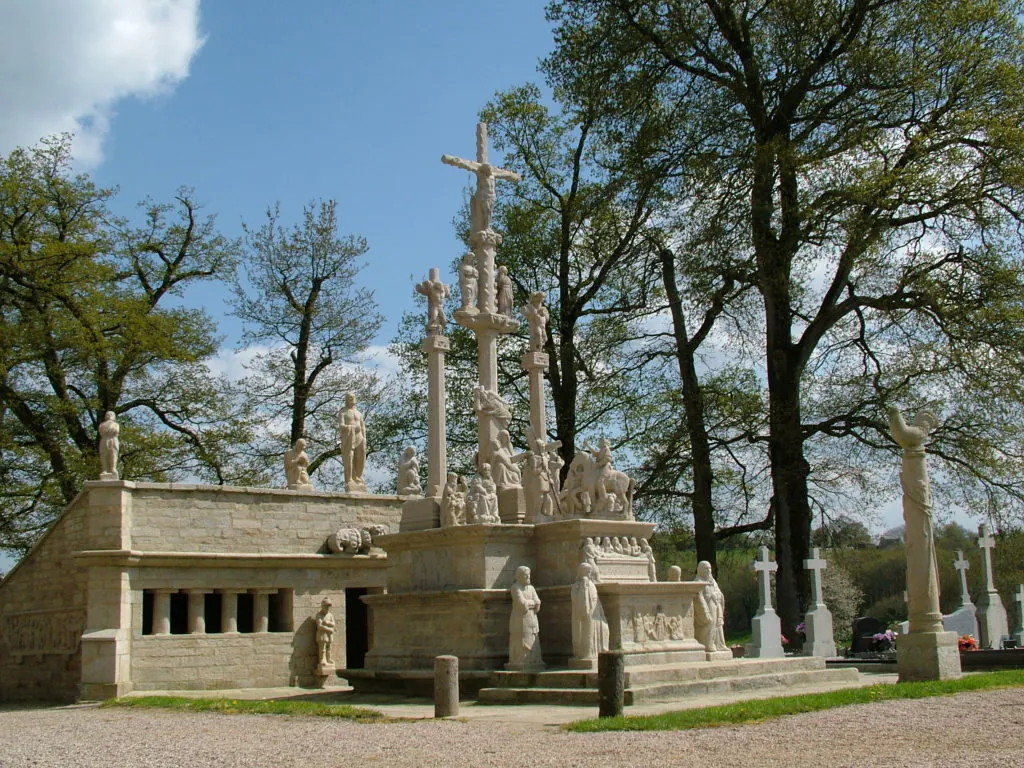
[466,464,500,524]
[631,606,685,644]
[327,524,389,555]
[558,438,635,520]
[2,610,85,655]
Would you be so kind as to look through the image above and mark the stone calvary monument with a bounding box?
[0,123,856,704]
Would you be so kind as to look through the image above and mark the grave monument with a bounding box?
[974,524,1009,649]
[942,550,979,640]
[802,548,837,658]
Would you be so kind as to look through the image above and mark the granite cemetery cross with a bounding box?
[975,523,1009,649]
[954,549,972,607]
[802,547,837,658]
[942,549,979,640]
[747,546,784,659]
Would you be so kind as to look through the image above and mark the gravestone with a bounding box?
[975,524,1009,649]
[942,550,978,640]
[746,547,784,659]
[850,616,886,655]
[802,548,836,658]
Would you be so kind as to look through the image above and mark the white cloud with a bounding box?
[205,344,273,382]
[0,0,204,167]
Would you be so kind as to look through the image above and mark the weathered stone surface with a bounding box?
[897,630,962,682]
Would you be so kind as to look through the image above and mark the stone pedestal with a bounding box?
[287,483,314,491]
[897,630,961,682]
[802,604,837,658]
[976,591,1009,650]
[532,518,656,587]
[316,661,336,677]
[747,609,785,659]
[497,487,526,524]
[399,497,440,532]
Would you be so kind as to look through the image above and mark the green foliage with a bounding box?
[102,696,386,721]
[566,670,1024,732]
[0,135,252,553]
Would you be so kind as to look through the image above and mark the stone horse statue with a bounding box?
[560,449,635,520]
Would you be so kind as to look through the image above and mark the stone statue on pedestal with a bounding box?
[416,268,450,335]
[339,392,368,493]
[397,446,421,496]
[496,265,513,316]
[315,598,336,672]
[98,411,120,481]
[522,291,549,352]
[508,565,544,670]
[694,561,728,652]
[571,563,609,665]
[284,438,314,490]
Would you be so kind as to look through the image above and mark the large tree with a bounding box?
[230,200,387,486]
[0,135,249,552]
[547,0,1024,634]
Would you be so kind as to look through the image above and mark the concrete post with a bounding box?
[434,655,459,718]
[598,650,625,718]
[219,589,245,634]
[186,589,211,634]
[253,589,277,633]
[152,589,176,636]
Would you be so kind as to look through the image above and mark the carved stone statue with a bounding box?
[284,438,314,490]
[416,269,450,335]
[490,429,523,490]
[889,406,944,633]
[441,472,466,527]
[581,537,602,581]
[328,524,388,555]
[441,143,521,233]
[314,598,336,670]
[522,291,549,352]
[508,565,543,670]
[472,384,511,428]
[641,539,657,582]
[560,458,592,517]
[694,560,728,652]
[496,265,513,316]
[559,442,635,520]
[468,464,500,524]
[397,446,421,496]
[98,411,120,480]
[459,252,478,311]
[571,562,609,664]
[338,392,368,493]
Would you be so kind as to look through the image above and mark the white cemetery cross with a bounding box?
[942,549,979,640]
[417,268,451,498]
[975,523,1009,649]
[1014,584,1024,647]
[802,548,837,658]
[444,123,523,521]
[746,546,784,659]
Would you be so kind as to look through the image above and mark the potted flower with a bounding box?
[872,629,897,652]
[958,634,978,651]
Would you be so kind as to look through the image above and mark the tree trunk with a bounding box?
[659,248,717,571]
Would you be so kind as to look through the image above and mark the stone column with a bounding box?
[522,350,549,443]
[975,524,1009,649]
[422,334,450,498]
[434,655,459,718]
[152,589,176,636]
[219,589,246,634]
[253,589,277,633]
[186,589,211,635]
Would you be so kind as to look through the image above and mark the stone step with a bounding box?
[628,667,860,703]
[477,667,859,706]
[624,656,825,686]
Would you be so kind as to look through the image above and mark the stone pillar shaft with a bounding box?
[422,335,450,497]
[152,589,175,636]
[522,351,549,443]
[219,589,245,634]
[253,590,277,633]
[186,590,211,635]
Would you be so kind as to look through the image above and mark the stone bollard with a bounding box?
[434,655,459,718]
[598,650,625,718]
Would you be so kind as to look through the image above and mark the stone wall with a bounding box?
[131,634,298,690]
[0,494,90,702]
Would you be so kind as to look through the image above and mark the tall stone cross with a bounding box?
[752,546,778,611]
[1014,584,1024,643]
[977,524,997,593]
[443,123,522,476]
[804,548,828,607]
[953,549,973,607]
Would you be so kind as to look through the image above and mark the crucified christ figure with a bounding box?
[442,123,521,233]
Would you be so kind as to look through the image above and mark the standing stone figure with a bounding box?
[641,539,657,582]
[459,252,479,311]
[397,446,421,496]
[416,269,450,335]
[571,562,609,665]
[284,438,314,490]
[314,598,336,669]
[495,265,513,316]
[508,565,544,670]
[581,537,602,580]
[522,291,549,352]
[694,560,728,652]
[888,406,943,633]
[338,392,368,493]
[98,411,120,480]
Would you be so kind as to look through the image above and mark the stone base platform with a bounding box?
[478,655,860,705]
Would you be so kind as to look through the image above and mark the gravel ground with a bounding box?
[1,688,1022,768]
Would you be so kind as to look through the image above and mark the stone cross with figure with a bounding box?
[953,549,973,607]
[442,123,521,235]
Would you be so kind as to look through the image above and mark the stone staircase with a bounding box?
[478,655,860,705]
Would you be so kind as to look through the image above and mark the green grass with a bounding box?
[102,695,387,721]
[566,669,1024,732]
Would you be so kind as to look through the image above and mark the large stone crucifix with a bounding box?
[953,549,973,608]
[443,124,522,509]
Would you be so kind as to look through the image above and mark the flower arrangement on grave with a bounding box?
[872,629,897,651]
[958,634,979,651]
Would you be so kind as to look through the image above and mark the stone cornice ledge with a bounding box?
[72,549,388,568]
